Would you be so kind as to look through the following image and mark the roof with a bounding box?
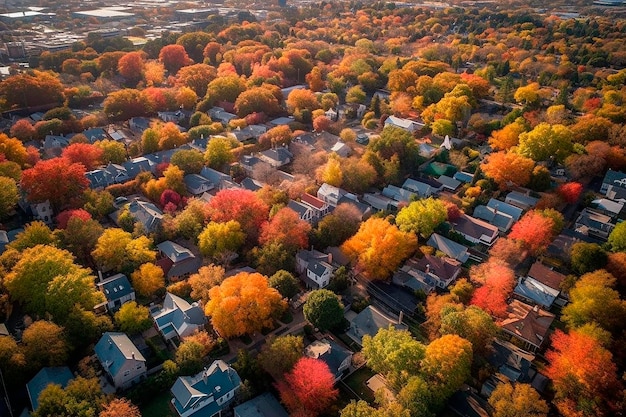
[446,390,490,417]
[240,177,264,191]
[437,175,461,191]
[413,254,461,282]
[304,339,352,379]
[260,147,293,164]
[427,233,470,263]
[385,115,423,130]
[486,198,523,221]
[152,293,205,337]
[514,277,559,308]
[200,166,232,185]
[500,300,555,349]
[453,171,474,183]
[382,184,416,203]
[393,268,436,294]
[402,178,433,196]
[27,367,73,411]
[300,193,327,210]
[505,191,539,209]
[602,169,626,188]
[95,332,145,378]
[527,262,566,290]
[592,198,624,215]
[234,392,289,417]
[451,214,499,243]
[184,174,214,193]
[346,305,408,346]
[309,260,333,278]
[317,183,347,202]
[157,241,195,263]
[126,200,163,232]
[487,339,535,383]
[473,205,514,232]
[171,360,241,416]
[98,274,134,303]
[287,200,311,218]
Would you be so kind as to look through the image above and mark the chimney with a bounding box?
[203,368,208,385]
[131,352,135,360]
[425,264,430,275]
[327,252,333,264]
[398,310,404,325]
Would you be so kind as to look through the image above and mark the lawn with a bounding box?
[342,366,377,403]
[140,394,175,417]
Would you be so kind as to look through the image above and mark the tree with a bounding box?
[205,272,286,338]
[114,301,153,334]
[157,122,187,150]
[0,177,18,220]
[431,119,455,137]
[46,269,105,324]
[286,88,320,114]
[207,189,269,241]
[170,149,205,175]
[439,305,497,357]
[259,207,311,253]
[188,264,225,304]
[205,136,236,169]
[258,125,292,148]
[395,198,447,238]
[489,119,527,151]
[35,376,105,417]
[397,375,434,417]
[83,189,115,220]
[0,335,26,383]
[342,218,417,280]
[64,305,113,352]
[99,398,141,417]
[303,289,344,332]
[7,221,56,251]
[175,337,207,375]
[92,228,156,274]
[103,89,151,121]
[204,75,247,106]
[570,243,608,275]
[22,320,68,367]
[276,357,338,417]
[56,216,104,265]
[545,330,621,417]
[312,203,362,248]
[131,263,165,297]
[508,210,555,255]
[608,221,626,252]
[198,220,245,263]
[0,134,28,167]
[159,44,191,74]
[488,382,548,417]
[249,242,294,276]
[362,327,425,388]
[56,208,92,230]
[21,158,89,210]
[346,85,367,104]
[176,63,217,97]
[118,51,146,83]
[561,270,626,332]
[313,115,332,132]
[558,182,583,204]
[421,335,472,408]
[518,123,574,163]
[61,143,103,171]
[10,119,36,141]
[469,260,515,318]
[268,270,300,300]
[95,139,127,164]
[234,86,281,117]
[0,70,64,108]
[481,152,535,189]
[490,238,526,266]
[173,198,207,240]
[257,335,304,379]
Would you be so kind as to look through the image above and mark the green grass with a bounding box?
[343,366,377,403]
[140,394,175,417]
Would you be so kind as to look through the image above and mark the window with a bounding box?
[136,364,143,370]
[123,370,130,377]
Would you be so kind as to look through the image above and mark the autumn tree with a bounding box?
[259,207,311,252]
[204,272,286,338]
[276,357,338,417]
[481,151,535,189]
[22,320,68,368]
[258,125,292,148]
[0,134,28,166]
[35,376,106,417]
[608,221,626,252]
[46,269,105,324]
[286,88,320,114]
[61,143,103,170]
[342,217,417,280]
[303,289,344,332]
[159,44,192,74]
[114,301,152,334]
[234,86,281,117]
[118,51,145,83]
[21,157,89,210]
[518,123,574,163]
[205,136,237,169]
[570,243,608,275]
[99,398,141,417]
[188,264,225,304]
[545,330,621,417]
[312,202,362,248]
[173,198,207,240]
[8,221,56,251]
[488,382,548,417]
[469,260,515,318]
[395,197,447,238]
[170,149,205,175]
[197,220,245,263]
[488,119,527,151]
[490,238,526,266]
[176,63,217,97]
[257,335,304,379]
[203,75,247,106]
[95,139,127,164]
[158,122,188,150]
[268,270,300,300]
[0,70,64,108]
[508,210,556,255]
[92,228,156,274]
[131,263,165,297]
[0,177,19,220]
[175,332,216,375]
[557,182,583,204]
[0,335,26,383]
[439,305,497,357]
[207,189,269,241]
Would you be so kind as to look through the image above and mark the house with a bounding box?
[547,232,580,259]
[151,292,206,342]
[97,273,135,312]
[426,233,470,263]
[231,125,267,143]
[296,249,334,289]
[123,157,154,179]
[234,392,289,417]
[486,198,523,222]
[363,192,397,212]
[0,228,22,254]
[200,167,238,190]
[446,389,490,417]
[437,175,461,191]
[337,195,373,220]
[19,199,53,225]
[240,177,265,191]
[527,262,567,294]
[499,300,555,352]
[258,147,293,168]
[94,332,147,390]
[43,134,70,154]
[453,171,474,184]
[268,116,295,126]
[384,115,424,133]
[27,367,73,411]
[382,184,417,205]
[346,305,408,347]
[288,199,316,223]
[304,338,353,381]
[591,198,624,217]
[450,214,499,246]
[184,174,214,196]
[156,241,202,280]
[330,140,351,157]
[402,178,434,197]
[209,107,238,124]
[82,127,108,143]
[317,183,348,207]
[601,169,626,196]
[129,117,152,135]
[392,265,437,295]
[514,276,560,309]
[505,191,539,210]
[574,208,616,239]
[413,254,462,289]
[299,193,331,219]
[473,205,515,232]
[125,199,164,233]
[171,360,241,417]
[104,163,130,184]
[158,110,190,123]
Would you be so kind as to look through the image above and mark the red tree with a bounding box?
[313,115,331,132]
[21,158,89,210]
[508,210,555,255]
[557,182,583,204]
[61,143,103,170]
[276,357,338,417]
[545,330,621,417]
[160,189,182,209]
[118,51,145,82]
[26,146,40,167]
[56,209,92,229]
[469,260,515,318]
[10,119,36,141]
[159,44,192,74]
[259,207,311,252]
[207,189,269,241]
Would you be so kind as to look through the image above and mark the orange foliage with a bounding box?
[207,189,269,240]
[508,210,555,255]
[480,152,535,188]
[61,143,103,170]
[259,207,311,252]
[469,260,515,318]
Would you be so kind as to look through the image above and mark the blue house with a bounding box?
[151,292,206,342]
[171,360,241,417]
[94,332,146,390]
[97,273,135,312]
[27,367,73,411]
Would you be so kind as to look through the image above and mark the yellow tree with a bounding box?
[205,272,286,338]
[341,218,417,280]
[189,264,225,304]
[488,119,527,151]
[131,263,165,297]
[92,228,156,273]
[316,155,343,187]
[481,151,535,188]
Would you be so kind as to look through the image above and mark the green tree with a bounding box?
[570,243,608,275]
[114,301,152,334]
[250,242,294,276]
[303,289,344,332]
[34,376,105,417]
[397,375,434,417]
[64,306,113,352]
[439,305,497,357]
[268,270,300,299]
[198,220,245,263]
[205,136,236,169]
[608,221,626,252]
[46,269,105,324]
[8,221,57,251]
[431,119,455,137]
[95,139,127,164]
[257,335,304,379]
[174,198,207,241]
[395,198,447,238]
[141,128,160,154]
[518,123,574,163]
[170,149,205,174]
[55,216,104,265]
[0,177,18,219]
[175,339,205,375]
[488,382,548,417]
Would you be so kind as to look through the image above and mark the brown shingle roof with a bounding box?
[500,300,555,349]
[527,262,566,291]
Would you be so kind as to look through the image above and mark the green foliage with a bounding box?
[198,220,245,262]
[8,221,57,251]
[608,221,626,252]
[395,198,448,238]
[303,289,344,331]
[570,243,608,275]
[0,177,19,219]
[257,335,304,379]
[114,301,153,335]
[170,149,205,174]
[268,270,300,299]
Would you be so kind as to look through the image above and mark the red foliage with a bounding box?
[160,189,182,209]
[557,182,583,204]
[276,357,338,417]
[443,200,463,221]
[207,189,269,240]
[159,44,192,74]
[582,97,602,113]
[545,330,621,417]
[21,158,89,210]
[244,112,267,125]
[61,143,103,171]
[56,209,92,229]
[470,285,509,318]
[26,146,40,167]
[259,207,311,252]
[155,162,170,177]
[469,260,515,318]
[313,115,331,132]
[508,210,555,255]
